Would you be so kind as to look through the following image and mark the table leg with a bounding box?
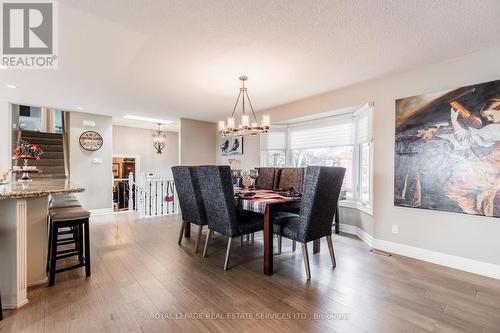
[184,221,191,238]
[335,203,340,234]
[313,239,320,254]
[263,206,273,275]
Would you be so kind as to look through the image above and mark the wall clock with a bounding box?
[79,131,103,151]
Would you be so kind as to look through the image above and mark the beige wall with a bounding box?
[216,134,260,170]
[69,111,113,211]
[0,101,11,174]
[179,118,216,165]
[113,125,179,178]
[260,46,500,266]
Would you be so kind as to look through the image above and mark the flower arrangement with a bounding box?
[13,143,44,160]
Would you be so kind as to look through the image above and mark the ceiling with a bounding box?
[1,0,499,130]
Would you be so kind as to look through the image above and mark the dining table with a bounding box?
[181,188,340,276]
[236,189,340,275]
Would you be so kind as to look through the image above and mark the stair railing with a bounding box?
[61,112,70,178]
[131,173,178,218]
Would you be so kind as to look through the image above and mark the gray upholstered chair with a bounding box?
[255,167,278,190]
[272,166,345,279]
[277,167,305,193]
[197,165,264,270]
[172,166,207,253]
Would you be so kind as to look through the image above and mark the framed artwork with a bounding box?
[220,136,244,156]
[394,79,500,218]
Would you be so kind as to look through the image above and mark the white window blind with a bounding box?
[354,109,373,144]
[289,116,354,150]
[260,128,287,150]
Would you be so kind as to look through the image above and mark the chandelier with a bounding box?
[152,123,166,154]
[218,76,270,136]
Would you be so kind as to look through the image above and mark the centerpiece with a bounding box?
[13,142,44,181]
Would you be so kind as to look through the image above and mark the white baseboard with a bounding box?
[27,277,47,288]
[339,224,500,280]
[89,208,114,216]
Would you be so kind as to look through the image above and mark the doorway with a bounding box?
[112,155,140,212]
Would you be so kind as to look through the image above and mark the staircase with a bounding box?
[19,131,67,179]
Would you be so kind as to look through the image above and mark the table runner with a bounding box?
[237,190,300,214]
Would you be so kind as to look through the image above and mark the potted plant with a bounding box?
[13,142,44,181]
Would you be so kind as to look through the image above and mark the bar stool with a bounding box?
[47,207,91,286]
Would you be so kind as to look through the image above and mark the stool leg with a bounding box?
[46,219,52,273]
[77,225,84,264]
[84,219,91,277]
[48,224,58,286]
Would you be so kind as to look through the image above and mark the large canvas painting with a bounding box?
[220,136,244,156]
[395,79,500,218]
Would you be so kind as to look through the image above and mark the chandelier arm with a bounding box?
[245,91,259,123]
[231,90,242,117]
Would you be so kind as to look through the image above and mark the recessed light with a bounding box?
[6,84,16,89]
[124,115,172,124]
[76,107,83,111]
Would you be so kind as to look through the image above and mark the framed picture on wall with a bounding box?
[220,136,244,156]
[394,79,500,218]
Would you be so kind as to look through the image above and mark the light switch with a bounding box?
[83,120,95,127]
[92,158,102,164]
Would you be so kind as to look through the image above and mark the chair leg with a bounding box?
[178,220,186,245]
[46,219,53,272]
[278,235,282,254]
[240,235,243,247]
[251,232,254,245]
[224,237,233,271]
[194,225,203,253]
[48,223,58,286]
[292,240,296,252]
[326,235,336,267]
[84,219,91,277]
[246,234,250,242]
[301,243,311,280]
[202,229,213,258]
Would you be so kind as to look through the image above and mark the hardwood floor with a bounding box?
[1,213,500,333]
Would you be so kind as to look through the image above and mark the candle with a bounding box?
[241,115,249,127]
[262,115,270,127]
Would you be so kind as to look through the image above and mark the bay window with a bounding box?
[260,103,373,213]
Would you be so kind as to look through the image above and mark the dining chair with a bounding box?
[171,166,207,253]
[255,167,278,190]
[197,165,264,270]
[272,166,345,279]
[277,167,305,193]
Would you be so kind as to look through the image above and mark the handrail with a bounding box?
[62,112,70,178]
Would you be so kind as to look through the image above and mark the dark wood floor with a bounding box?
[1,213,500,333]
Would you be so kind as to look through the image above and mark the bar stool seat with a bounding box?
[47,207,91,286]
[49,199,82,209]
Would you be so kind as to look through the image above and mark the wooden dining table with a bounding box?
[182,189,340,276]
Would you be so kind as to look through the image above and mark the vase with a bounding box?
[19,159,31,182]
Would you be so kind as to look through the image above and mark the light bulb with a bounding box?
[262,115,270,127]
[218,121,226,131]
[241,115,249,127]
[227,117,235,129]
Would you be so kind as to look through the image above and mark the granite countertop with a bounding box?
[0,179,85,200]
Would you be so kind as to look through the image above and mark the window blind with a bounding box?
[289,117,354,149]
[260,128,287,150]
[354,109,373,144]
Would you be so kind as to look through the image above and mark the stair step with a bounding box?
[40,152,64,159]
[37,144,63,152]
[28,159,64,166]
[20,137,63,145]
[20,131,63,139]
[30,174,67,179]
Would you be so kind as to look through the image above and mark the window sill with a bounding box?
[339,200,373,216]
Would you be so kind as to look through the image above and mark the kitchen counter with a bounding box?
[0,179,85,309]
[0,179,84,200]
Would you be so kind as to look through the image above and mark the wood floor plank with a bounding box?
[1,213,500,333]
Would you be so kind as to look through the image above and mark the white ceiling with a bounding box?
[1,0,499,130]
